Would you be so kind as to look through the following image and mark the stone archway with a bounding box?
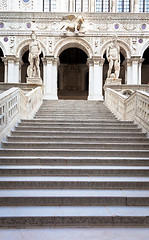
[53,37,93,100]
[58,47,89,100]
[53,37,93,58]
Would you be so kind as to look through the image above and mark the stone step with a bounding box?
[0,149,149,157]
[36,111,113,114]
[10,130,146,138]
[18,122,139,129]
[0,191,149,206]
[36,112,114,116]
[0,157,148,166]
[2,141,149,150]
[18,121,138,127]
[14,126,142,132]
[34,115,116,118]
[6,136,149,143]
[21,119,127,124]
[1,166,149,176]
[0,206,149,227]
[0,176,149,189]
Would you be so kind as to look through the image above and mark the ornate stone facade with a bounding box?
[0,11,149,99]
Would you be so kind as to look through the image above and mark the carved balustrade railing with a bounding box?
[105,88,149,132]
[0,88,19,133]
[0,86,43,140]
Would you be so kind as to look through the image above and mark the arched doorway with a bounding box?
[21,49,43,83]
[58,48,89,99]
[0,48,4,82]
[142,47,149,84]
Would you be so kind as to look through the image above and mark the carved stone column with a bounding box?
[5,55,16,83]
[15,57,23,83]
[87,57,105,100]
[87,58,94,100]
[125,59,132,84]
[52,57,59,99]
[43,56,59,100]
[131,57,142,85]
[42,57,47,90]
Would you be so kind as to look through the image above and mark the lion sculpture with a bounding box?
[61,15,84,33]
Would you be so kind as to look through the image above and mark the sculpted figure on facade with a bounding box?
[61,14,84,33]
[27,31,41,78]
[106,38,120,79]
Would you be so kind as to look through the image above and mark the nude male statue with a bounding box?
[106,39,120,79]
[27,32,41,78]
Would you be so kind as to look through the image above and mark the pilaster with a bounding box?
[131,57,142,85]
[43,56,59,100]
[5,55,16,83]
[88,57,105,101]
[125,58,132,84]
[2,57,8,83]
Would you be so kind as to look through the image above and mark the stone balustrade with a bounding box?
[0,86,43,140]
[105,87,149,132]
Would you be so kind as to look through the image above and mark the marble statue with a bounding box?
[106,38,120,79]
[61,15,84,33]
[27,31,41,78]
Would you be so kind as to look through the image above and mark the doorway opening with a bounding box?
[58,47,88,100]
[0,48,4,83]
[142,47,149,84]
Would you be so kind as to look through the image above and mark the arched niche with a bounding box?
[103,51,126,86]
[21,47,43,83]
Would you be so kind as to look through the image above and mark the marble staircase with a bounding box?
[0,100,149,227]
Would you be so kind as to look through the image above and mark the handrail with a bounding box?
[105,88,149,132]
[0,86,43,140]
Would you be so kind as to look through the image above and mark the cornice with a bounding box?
[0,12,149,22]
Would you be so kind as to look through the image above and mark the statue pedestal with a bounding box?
[27,77,42,85]
[105,78,122,85]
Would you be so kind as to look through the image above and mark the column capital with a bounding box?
[131,56,142,64]
[88,57,105,66]
[43,56,60,66]
[44,55,54,64]
[2,55,23,65]
[1,57,8,65]
[15,57,23,65]
[5,55,16,62]
[125,58,132,66]
[52,57,60,66]
[126,57,143,66]
[87,58,94,66]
